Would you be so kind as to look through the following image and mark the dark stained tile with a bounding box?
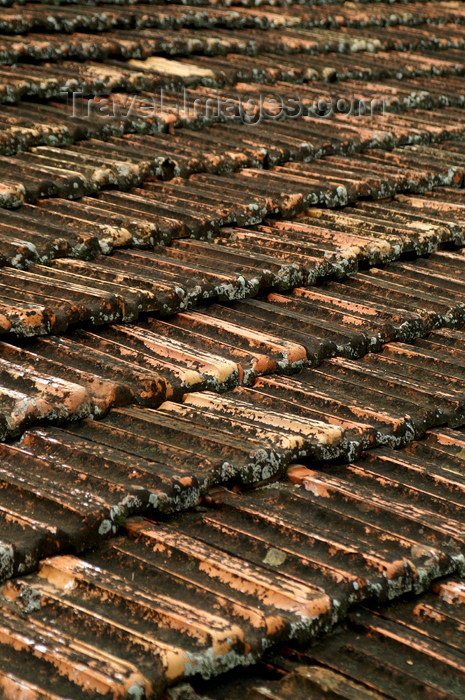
[6,320,458,590]
[0,527,332,697]
[284,578,465,700]
[195,576,465,700]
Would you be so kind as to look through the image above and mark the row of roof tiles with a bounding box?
[0,279,463,431]
[4,68,465,154]
[4,21,465,65]
[162,50,465,91]
[4,82,465,163]
[0,434,464,697]
[2,47,465,106]
[0,139,463,249]
[1,1,464,35]
[1,324,465,581]
[0,185,464,334]
[0,27,381,65]
[0,259,465,430]
[193,577,465,699]
[2,131,465,207]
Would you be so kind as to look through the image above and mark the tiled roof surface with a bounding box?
[1,0,465,696]
[0,252,463,435]
[187,577,465,698]
[0,425,465,695]
[0,325,465,585]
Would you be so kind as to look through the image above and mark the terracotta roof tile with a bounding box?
[198,47,465,82]
[204,479,464,598]
[198,576,465,699]
[185,343,459,450]
[0,123,433,201]
[0,604,154,697]
[2,87,465,159]
[0,396,330,578]
[0,333,180,416]
[0,4,306,34]
[0,536,331,696]
[1,235,462,337]
[293,579,465,699]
